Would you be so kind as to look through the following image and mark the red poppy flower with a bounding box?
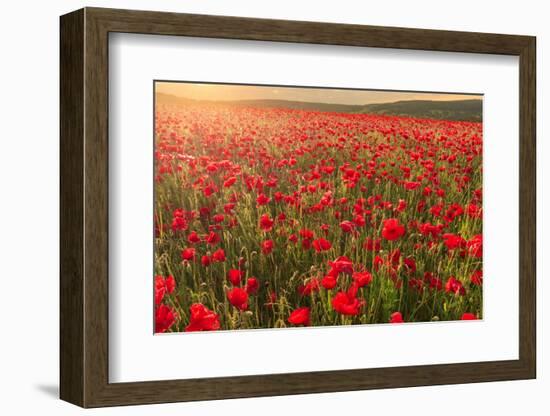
[299,228,314,239]
[154,276,166,305]
[259,214,274,232]
[470,270,483,286]
[312,238,332,252]
[205,231,221,246]
[224,203,235,214]
[430,203,444,217]
[187,231,201,244]
[227,287,248,310]
[403,257,416,274]
[201,255,211,267]
[404,181,421,190]
[445,204,464,221]
[154,275,176,305]
[331,291,362,315]
[164,275,175,293]
[373,255,384,271]
[202,184,217,198]
[461,313,477,320]
[389,311,404,323]
[467,234,483,258]
[442,233,466,250]
[298,278,320,296]
[396,199,407,212]
[388,248,401,267]
[185,303,220,332]
[419,222,442,238]
[352,271,373,288]
[445,276,466,296]
[426,274,443,291]
[321,275,337,290]
[381,218,405,241]
[181,247,196,261]
[467,203,482,218]
[155,304,176,333]
[347,281,360,298]
[327,256,354,276]
[353,214,366,227]
[340,220,355,233]
[288,307,310,326]
[172,208,185,218]
[245,277,259,295]
[256,193,271,206]
[227,269,244,286]
[212,248,226,262]
[261,239,274,255]
[223,176,237,188]
[199,206,211,218]
[171,216,188,232]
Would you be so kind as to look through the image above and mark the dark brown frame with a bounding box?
[60,7,536,408]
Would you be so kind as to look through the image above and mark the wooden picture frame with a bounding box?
[60,7,536,408]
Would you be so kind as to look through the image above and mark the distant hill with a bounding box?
[360,99,482,122]
[156,93,482,122]
[155,93,195,106]
[228,99,366,113]
[155,93,363,112]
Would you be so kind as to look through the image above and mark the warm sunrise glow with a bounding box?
[155,81,482,105]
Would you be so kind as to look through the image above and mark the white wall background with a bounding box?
[0,0,546,414]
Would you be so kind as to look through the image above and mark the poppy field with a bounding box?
[154,95,483,333]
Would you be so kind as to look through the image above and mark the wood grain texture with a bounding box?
[59,8,84,407]
[83,10,110,407]
[518,38,537,376]
[88,7,532,54]
[59,7,537,408]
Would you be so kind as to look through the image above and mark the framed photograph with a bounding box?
[60,7,536,408]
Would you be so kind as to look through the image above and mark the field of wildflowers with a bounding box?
[154,102,482,333]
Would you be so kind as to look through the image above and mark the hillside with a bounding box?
[156,93,482,122]
[227,99,366,113]
[360,99,482,122]
[155,93,363,112]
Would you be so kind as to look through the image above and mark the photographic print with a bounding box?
[153,82,483,334]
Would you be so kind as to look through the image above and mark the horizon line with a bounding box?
[156,91,483,108]
[154,80,482,107]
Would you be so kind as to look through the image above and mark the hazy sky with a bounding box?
[155,81,482,105]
